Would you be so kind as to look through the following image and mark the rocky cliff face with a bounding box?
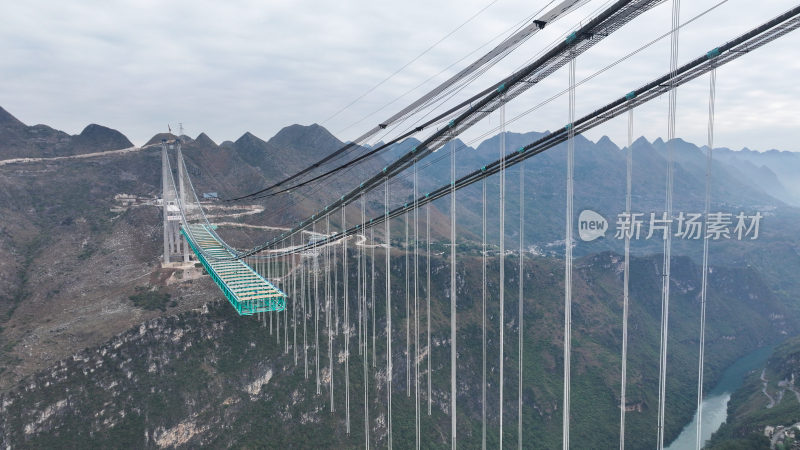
[1,105,800,448]
[0,250,794,449]
[0,299,354,449]
[0,106,389,393]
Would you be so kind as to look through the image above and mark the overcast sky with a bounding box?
[1,0,798,151]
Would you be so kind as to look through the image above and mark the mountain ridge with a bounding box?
[0,106,25,128]
[3,102,797,208]
[1,106,800,447]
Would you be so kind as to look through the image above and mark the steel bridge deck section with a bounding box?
[181,224,286,315]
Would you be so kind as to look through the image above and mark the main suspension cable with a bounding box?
[222,0,728,243]
[228,0,590,203]
[241,4,800,262]
[321,0,503,126]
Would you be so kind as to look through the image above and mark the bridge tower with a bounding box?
[176,141,190,263]
[161,138,190,264]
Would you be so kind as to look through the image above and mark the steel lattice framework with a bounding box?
[182,224,286,314]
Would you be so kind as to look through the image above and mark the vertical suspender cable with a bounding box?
[293,235,298,365]
[270,257,274,335]
[406,212,411,395]
[385,178,393,449]
[343,206,351,434]
[268,257,272,335]
[269,256,273,325]
[315,222,321,394]
[482,177,488,450]
[563,51,576,450]
[696,66,716,450]
[327,215,335,412]
[270,256,274,335]
[285,253,289,353]
[359,212,364,357]
[276,257,280,331]
[276,257,280,341]
[518,156,525,450]
[256,258,261,326]
[334,225,340,337]
[262,256,266,320]
[427,202,432,416]
[264,258,268,327]
[414,159,421,450]
[254,258,258,316]
[277,255,281,345]
[499,93,507,449]
[363,197,368,361]
[268,255,271,328]
[372,226,377,368]
[620,109,634,450]
[364,203,369,361]
[362,195,370,450]
[246,256,252,319]
[658,2,680,448]
[252,258,257,316]
[303,255,308,379]
[271,258,275,338]
[450,134,458,450]
[334,229,340,404]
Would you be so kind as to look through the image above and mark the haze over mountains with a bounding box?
[3,103,799,207]
[1,105,799,447]
[2,101,799,384]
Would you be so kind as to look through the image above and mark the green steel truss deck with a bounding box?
[181,224,286,315]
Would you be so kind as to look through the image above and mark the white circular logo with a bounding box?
[578,210,608,242]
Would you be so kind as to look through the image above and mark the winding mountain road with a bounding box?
[0,145,156,167]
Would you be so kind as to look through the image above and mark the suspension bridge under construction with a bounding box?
[158,1,800,448]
